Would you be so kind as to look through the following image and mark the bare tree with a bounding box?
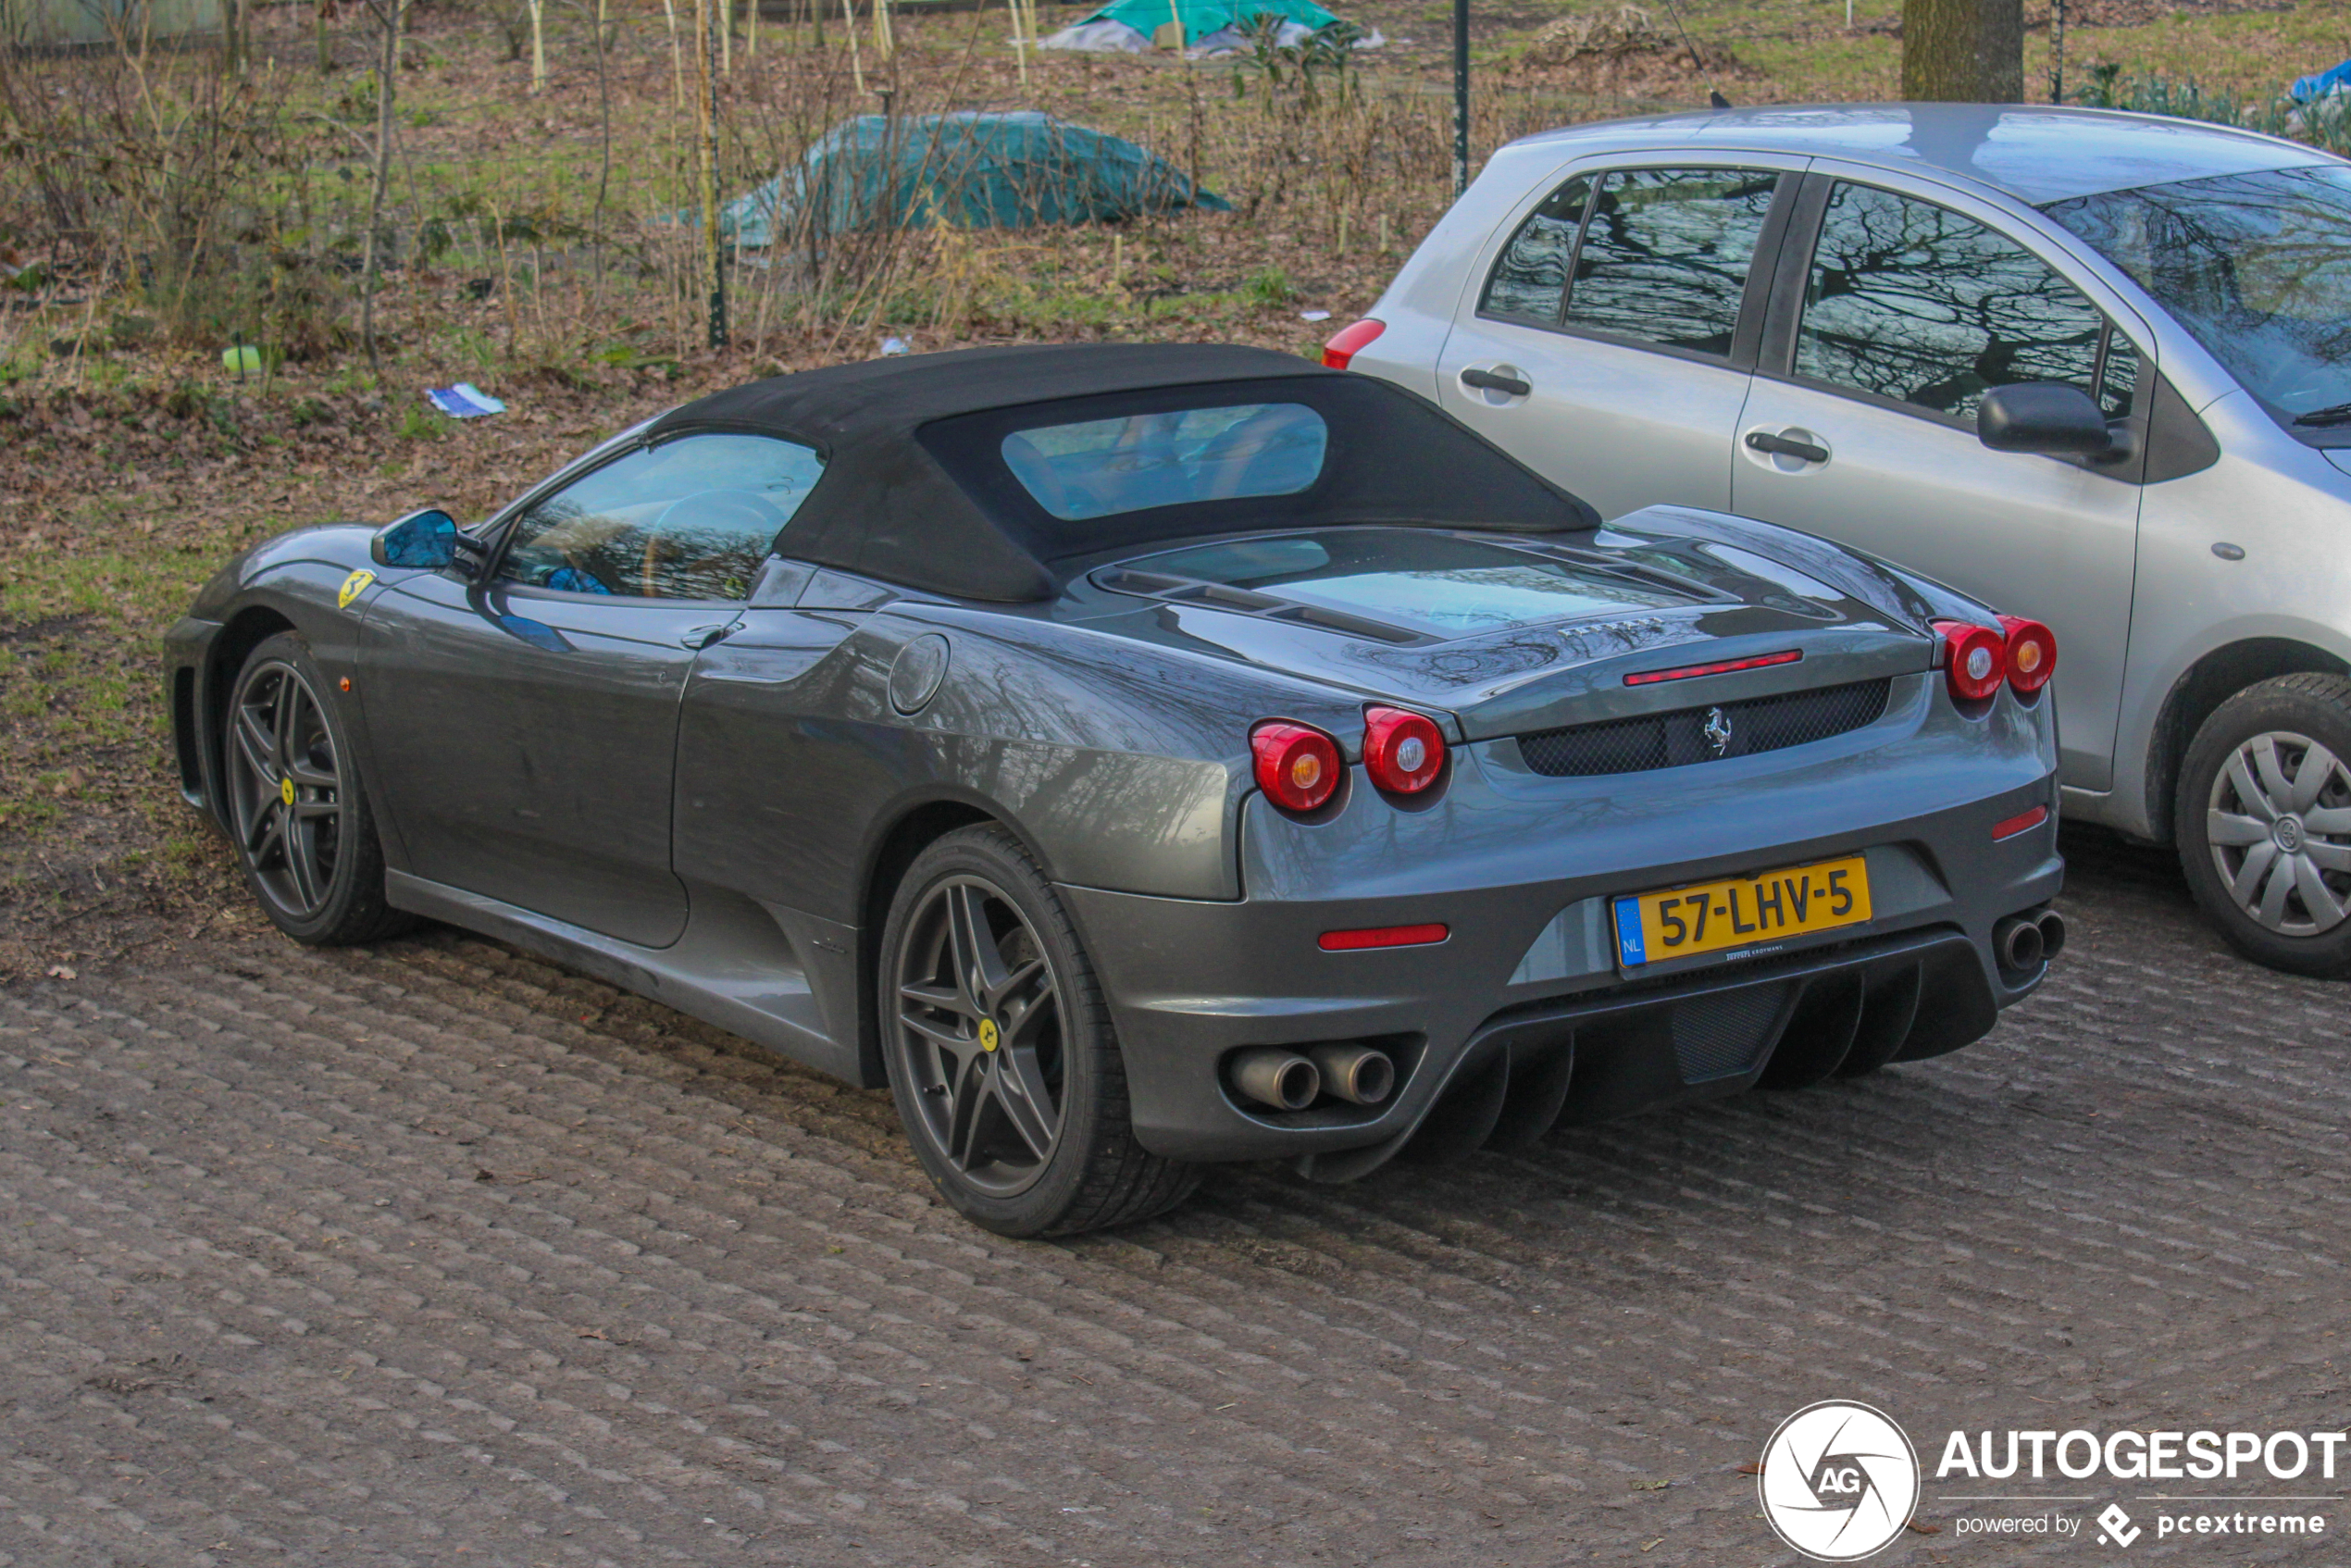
[1900,0,2021,102]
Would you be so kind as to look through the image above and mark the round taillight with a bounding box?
[1998,615,2057,695]
[1363,705,1445,793]
[1321,317,1386,371]
[1251,720,1342,813]
[1934,619,2007,704]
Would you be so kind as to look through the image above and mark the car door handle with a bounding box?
[1745,430,1831,464]
[680,623,736,650]
[1460,367,1533,397]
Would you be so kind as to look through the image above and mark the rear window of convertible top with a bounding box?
[1001,403,1328,521]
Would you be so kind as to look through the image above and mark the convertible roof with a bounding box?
[647,343,1598,602]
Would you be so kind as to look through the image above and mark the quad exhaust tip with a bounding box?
[1232,1049,1321,1112]
[1995,913,2046,973]
[1310,1042,1395,1106]
[2036,908,2067,961]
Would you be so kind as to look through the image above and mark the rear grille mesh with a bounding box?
[1517,678,1891,778]
[1672,983,1792,1081]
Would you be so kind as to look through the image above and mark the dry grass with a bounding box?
[3,0,2348,977]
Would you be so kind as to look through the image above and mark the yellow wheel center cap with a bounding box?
[978,1018,1000,1052]
[280,777,296,807]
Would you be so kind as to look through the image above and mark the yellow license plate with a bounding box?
[1611,854,1872,968]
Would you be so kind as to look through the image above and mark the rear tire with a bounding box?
[878,825,1198,1238]
[2176,673,2351,977]
[222,631,415,947]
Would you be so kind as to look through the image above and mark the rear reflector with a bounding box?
[1623,648,1802,687]
[1992,804,2049,840]
[1318,922,1449,952]
[1321,317,1386,370]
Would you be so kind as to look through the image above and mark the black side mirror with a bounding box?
[371,508,458,568]
[1978,382,2121,458]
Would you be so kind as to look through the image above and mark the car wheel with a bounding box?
[879,825,1198,1238]
[2177,673,2351,977]
[223,632,414,947]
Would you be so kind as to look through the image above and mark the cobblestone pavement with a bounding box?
[3,832,2346,1568]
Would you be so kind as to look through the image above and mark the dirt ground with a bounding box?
[3,828,2345,1566]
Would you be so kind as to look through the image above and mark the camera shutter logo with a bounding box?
[1758,1400,1922,1561]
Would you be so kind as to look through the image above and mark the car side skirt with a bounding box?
[385,870,877,1088]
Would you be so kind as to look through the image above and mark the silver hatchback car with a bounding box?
[1336,104,2351,975]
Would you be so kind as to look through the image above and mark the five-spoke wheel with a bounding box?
[878,825,1196,1236]
[893,876,1067,1197]
[227,653,346,922]
[222,632,410,946]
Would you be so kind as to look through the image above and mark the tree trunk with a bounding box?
[1899,0,2021,102]
[695,0,727,347]
[361,0,402,375]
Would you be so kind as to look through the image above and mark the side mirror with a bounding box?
[1979,382,2121,458]
[371,508,459,568]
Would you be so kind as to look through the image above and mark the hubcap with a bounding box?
[226,659,344,921]
[891,877,1064,1197]
[2206,730,2351,937]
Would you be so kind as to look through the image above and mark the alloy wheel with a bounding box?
[891,877,1066,1197]
[2205,729,2351,937]
[226,659,345,921]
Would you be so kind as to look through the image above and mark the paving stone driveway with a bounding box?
[3,833,2345,1567]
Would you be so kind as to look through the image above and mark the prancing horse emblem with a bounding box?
[1703,706,1734,757]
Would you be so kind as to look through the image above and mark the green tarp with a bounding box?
[1080,0,1337,38]
[715,112,1226,246]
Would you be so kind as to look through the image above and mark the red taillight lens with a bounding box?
[1318,923,1449,951]
[1321,317,1386,370]
[1934,619,2007,704]
[1992,804,2050,840]
[1362,705,1444,793]
[1998,615,2057,695]
[1251,720,1342,813]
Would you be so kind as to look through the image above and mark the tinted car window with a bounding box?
[1001,404,1327,521]
[1481,175,1592,323]
[2098,330,2142,420]
[1796,181,2107,422]
[1561,168,1779,355]
[501,433,823,600]
[2045,165,2351,435]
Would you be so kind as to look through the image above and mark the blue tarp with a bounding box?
[2293,57,2351,103]
[715,112,1226,245]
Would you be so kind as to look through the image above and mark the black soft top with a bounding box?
[646,342,1598,602]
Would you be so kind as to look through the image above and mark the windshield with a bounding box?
[2043,165,2351,434]
[1001,403,1327,520]
[1123,531,1691,639]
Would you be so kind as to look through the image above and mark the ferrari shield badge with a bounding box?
[338,568,377,609]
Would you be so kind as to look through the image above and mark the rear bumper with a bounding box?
[1066,678,2062,1165]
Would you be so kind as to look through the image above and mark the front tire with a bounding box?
[878,825,1198,1238]
[2177,673,2351,977]
[222,631,414,947]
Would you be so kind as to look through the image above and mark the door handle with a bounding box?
[1460,367,1533,397]
[679,623,736,650]
[1745,430,1830,464]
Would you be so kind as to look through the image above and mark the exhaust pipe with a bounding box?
[1994,914,2045,973]
[1231,1049,1321,1111]
[2036,908,2067,962]
[1309,1042,1395,1106]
